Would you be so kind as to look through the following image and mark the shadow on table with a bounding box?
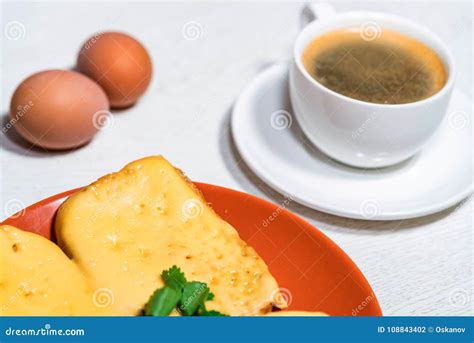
[0,113,81,157]
[218,107,458,233]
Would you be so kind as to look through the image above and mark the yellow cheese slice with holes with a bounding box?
[55,156,283,315]
[0,225,114,316]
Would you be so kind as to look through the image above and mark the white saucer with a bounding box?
[231,63,472,220]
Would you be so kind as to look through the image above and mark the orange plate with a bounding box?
[2,183,382,316]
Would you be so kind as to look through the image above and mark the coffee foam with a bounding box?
[302,28,447,104]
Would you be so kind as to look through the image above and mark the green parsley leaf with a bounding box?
[199,309,227,316]
[161,266,187,291]
[144,286,181,316]
[142,265,228,316]
[179,281,209,316]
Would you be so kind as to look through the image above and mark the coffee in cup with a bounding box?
[290,3,455,168]
[301,28,447,104]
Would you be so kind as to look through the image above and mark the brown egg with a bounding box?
[77,32,153,108]
[10,70,110,150]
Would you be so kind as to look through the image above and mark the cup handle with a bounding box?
[301,2,336,27]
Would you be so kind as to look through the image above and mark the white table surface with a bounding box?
[1,1,472,316]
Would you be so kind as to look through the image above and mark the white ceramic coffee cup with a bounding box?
[290,3,455,168]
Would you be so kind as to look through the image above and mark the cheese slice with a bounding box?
[55,156,283,315]
[0,225,114,316]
